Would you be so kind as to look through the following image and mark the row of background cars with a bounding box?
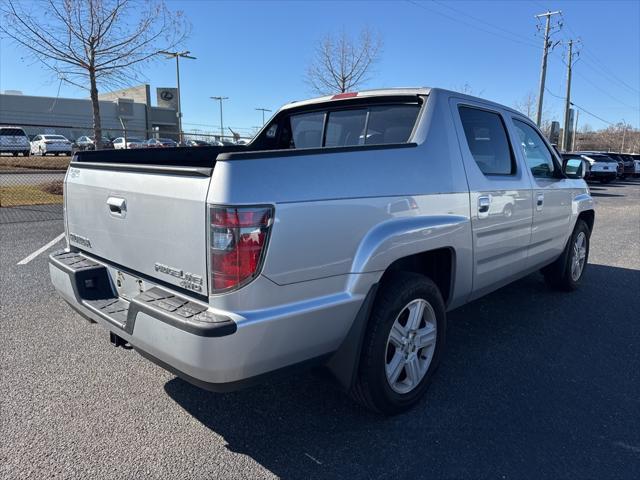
[561,151,640,182]
[0,126,247,157]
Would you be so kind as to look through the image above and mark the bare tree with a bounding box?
[514,91,538,120]
[452,83,485,97]
[0,0,189,147]
[306,28,382,95]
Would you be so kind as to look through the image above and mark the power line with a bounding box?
[405,0,539,49]
[560,13,640,95]
[430,0,539,47]
[545,86,616,126]
[571,102,616,126]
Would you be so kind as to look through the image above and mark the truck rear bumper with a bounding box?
[49,250,363,390]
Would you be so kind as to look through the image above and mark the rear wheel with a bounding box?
[350,272,446,415]
[543,219,590,291]
[12,152,18,157]
[23,150,29,157]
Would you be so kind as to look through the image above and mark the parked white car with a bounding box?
[112,137,145,149]
[0,126,30,156]
[30,134,73,156]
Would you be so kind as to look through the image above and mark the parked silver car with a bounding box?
[50,88,594,414]
[0,126,30,156]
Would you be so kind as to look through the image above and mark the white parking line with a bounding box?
[17,233,65,265]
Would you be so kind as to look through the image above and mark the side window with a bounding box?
[458,106,515,175]
[513,119,556,178]
[325,109,367,147]
[290,112,324,149]
[33,135,41,141]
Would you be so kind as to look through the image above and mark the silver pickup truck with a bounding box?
[50,88,594,414]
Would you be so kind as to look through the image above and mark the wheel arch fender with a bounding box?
[350,215,469,275]
[328,215,471,391]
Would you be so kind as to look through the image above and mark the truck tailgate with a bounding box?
[65,164,210,294]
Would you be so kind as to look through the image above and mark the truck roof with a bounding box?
[282,87,524,117]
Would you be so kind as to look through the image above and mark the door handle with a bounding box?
[107,196,126,217]
[536,192,544,211]
[478,195,491,218]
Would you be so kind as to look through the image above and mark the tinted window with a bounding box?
[33,135,41,141]
[325,109,367,147]
[365,105,420,145]
[291,112,324,148]
[0,128,27,136]
[459,107,514,175]
[513,120,556,178]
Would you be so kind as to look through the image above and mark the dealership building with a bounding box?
[0,84,179,140]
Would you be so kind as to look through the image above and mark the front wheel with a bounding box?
[350,272,446,415]
[543,220,590,291]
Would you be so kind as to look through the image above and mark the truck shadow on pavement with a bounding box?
[165,263,640,479]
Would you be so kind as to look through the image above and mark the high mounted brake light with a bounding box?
[208,205,274,294]
[331,92,358,100]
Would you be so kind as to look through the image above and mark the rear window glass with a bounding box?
[589,155,616,163]
[43,135,66,140]
[291,104,420,149]
[365,105,420,144]
[291,112,324,148]
[325,109,367,147]
[0,128,27,136]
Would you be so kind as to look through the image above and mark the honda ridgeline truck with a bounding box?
[50,88,594,414]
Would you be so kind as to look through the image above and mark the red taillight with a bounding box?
[209,205,274,293]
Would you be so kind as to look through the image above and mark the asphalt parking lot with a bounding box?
[1,180,639,480]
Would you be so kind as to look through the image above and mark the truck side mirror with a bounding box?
[563,158,585,179]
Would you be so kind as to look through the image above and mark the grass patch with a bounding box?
[0,183,63,206]
[0,155,70,171]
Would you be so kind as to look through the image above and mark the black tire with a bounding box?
[543,219,590,291]
[12,152,18,157]
[23,150,30,157]
[350,272,446,415]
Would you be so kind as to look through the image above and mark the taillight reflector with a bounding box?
[209,205,274,293]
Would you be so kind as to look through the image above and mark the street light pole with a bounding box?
[159,50,196,144]
[211,96,229,140]
[255,107,272,125]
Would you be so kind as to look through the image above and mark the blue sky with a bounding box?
[1,0,639,134]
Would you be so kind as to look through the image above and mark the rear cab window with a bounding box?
[254,97,422,151]
[0,128,27,137]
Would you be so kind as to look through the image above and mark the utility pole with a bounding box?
[572,109,579,151]
[562,39,580,152]
[210,96,229,140]
[621,121,627,152]
[255,107,272,125]
[159,51,196,145]
[562,40,573,151]
[534,10,562,127]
